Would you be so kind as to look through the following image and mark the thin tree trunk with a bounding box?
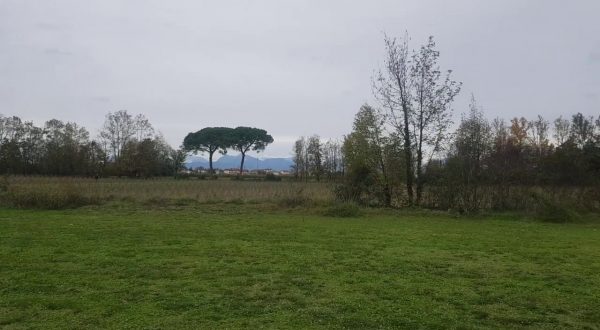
[403,107,414,206]
[378,148,392,207]
[395,66,414,206]
[209,150,214,174]
[239,152,245,175]
[416,151,422,205]
[416,126,424,205]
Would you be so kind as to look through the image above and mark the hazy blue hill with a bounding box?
[185,154,292,171]
[185,155,209,169]
[260,157,294,171]
[213,155,245,169]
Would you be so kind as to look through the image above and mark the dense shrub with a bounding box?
[333,166,388,206]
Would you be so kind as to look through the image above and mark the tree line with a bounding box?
[0,110,185,177]
[0,110,276,177]
[337,100,600,209]
[427,104,600,211]
[292,33,599,212]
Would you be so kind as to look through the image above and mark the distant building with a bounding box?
[249,169,274,175]
[223,168,247,175]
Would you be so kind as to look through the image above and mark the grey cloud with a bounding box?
[35,22,61,31]
[91,96,110,103]
[1,0,599,157]
[43,48,73,56]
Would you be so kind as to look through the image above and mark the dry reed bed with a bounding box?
[4,176,333,204]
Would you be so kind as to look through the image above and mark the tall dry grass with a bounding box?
[1,176,333,208]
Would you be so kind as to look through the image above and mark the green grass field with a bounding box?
[2,204,600,329]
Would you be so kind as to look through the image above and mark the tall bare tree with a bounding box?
[134,114,155,141]
[373,34,414,205]
[99,110,136,161]
[570,113,595,148]
[411,36,461,204]
[553,115,571,146]
[99,110,157,162]
[528,115,550,157]
[374,33,460,206]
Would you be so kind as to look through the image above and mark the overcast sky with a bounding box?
[1,0,599,157]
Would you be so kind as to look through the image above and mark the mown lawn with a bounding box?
[1,205,599,329]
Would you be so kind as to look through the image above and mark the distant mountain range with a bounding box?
[186,154,293,171]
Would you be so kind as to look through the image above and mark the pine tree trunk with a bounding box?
[239,152,245,175]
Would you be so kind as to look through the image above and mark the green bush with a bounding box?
[323,202,361,218]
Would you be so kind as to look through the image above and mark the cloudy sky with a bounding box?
[1,0,599,157]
